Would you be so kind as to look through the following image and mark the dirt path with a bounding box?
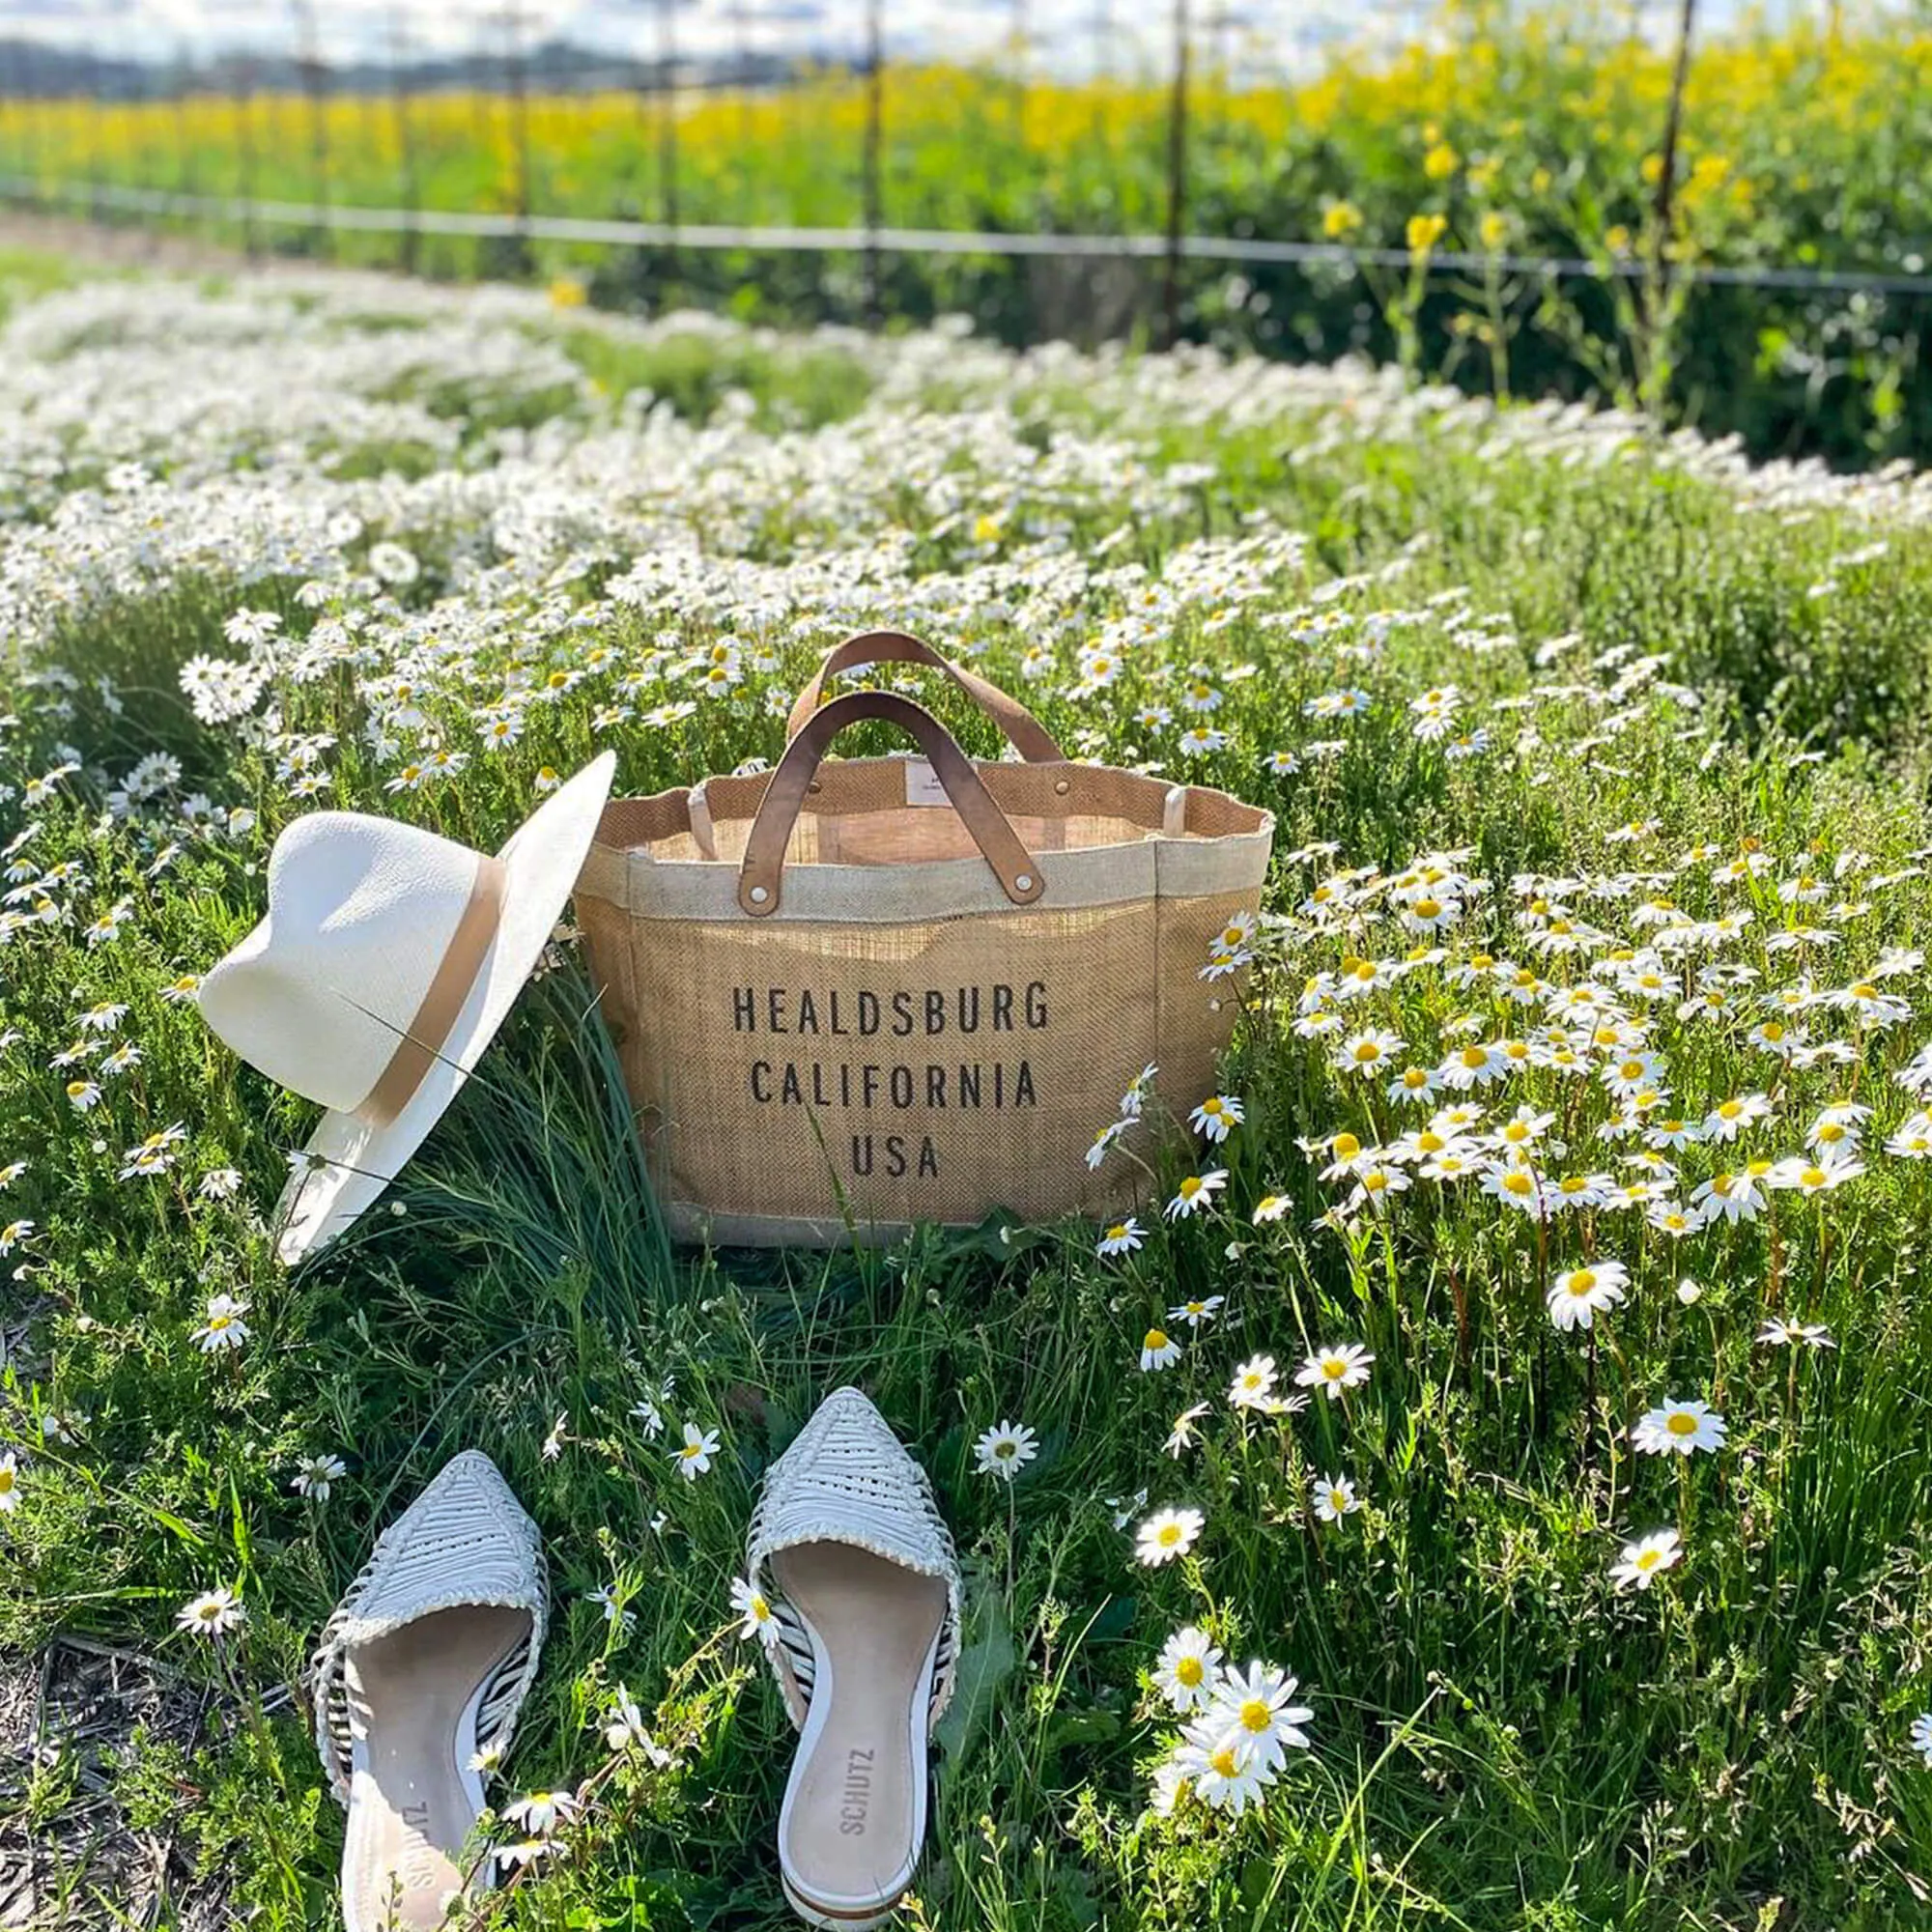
[1,209,255,275]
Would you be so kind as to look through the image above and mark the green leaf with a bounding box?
[934,1605,1017,1761]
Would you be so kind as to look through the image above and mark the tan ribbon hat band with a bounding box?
[356,856,508,1127]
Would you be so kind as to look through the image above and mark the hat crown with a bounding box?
[199,811,494,1115]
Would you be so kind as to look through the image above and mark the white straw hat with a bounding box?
[199,752,615,1264]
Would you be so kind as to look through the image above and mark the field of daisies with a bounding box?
[4,241,1932,1928]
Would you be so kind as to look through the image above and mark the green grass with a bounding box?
[0,244,77,321]
[1,261,1931,1928]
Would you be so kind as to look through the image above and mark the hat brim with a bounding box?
[270,751,616,1265]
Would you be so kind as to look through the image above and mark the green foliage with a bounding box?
[0,269,1930,1929]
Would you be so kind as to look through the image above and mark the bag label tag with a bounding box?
[903,758,952,808]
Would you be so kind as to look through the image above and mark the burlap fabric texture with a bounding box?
[576,633,1275,1245]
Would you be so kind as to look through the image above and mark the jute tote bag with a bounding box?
[576,634,1274,1246]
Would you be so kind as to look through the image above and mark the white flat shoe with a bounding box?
[312,1451,548,1932]
[749,1388,962,1929]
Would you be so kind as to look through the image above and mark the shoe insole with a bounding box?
[342,1605,530,1932]
[771,1544,948,1917]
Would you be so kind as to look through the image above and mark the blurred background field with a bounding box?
[2,0,1930,469]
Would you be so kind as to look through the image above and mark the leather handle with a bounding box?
[739,691,1048,918]
[786,630,1065,763]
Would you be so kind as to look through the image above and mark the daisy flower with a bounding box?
[1767,1153,1864,1196]
[1175,1724,1274,1815]
[1312,1473,1361,1521]
[1140,1326,1181,1372]
[190,1293,250,1353]
[1631,1398,1727,1458]
[671,1422,720,1482]
[1911,1713,1932,1768]
[1163,1403,1210,1458]
[1756,1317,1835,1350]
[176,1587,246,1637]
[1336,1029,1405,1075]
[496,1838,560,1871]
[1168,1293,1224,1328]
[1135,1506,1206,1567]
[602,1687,670,1762]
[1293,1342,1375,1400]
[585,1583,635,1634]
[0,1453,19,1514]
[974,1419,1037,1481]
[1206,1660,1315,1771]
[1189,1094,1244,1143]
[1165,1170,1228,1220]
[1610,1528,1683,1592]
[1228,1353,1278,1410]
[505,1788,581,1836]
[292,1453,347,1499]
[730,1577,780,1648]
[1545,1261,1629,1333]
[1096,1218,1145,1257]
[1153,1625,1224,1713]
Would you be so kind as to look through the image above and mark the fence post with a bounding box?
[657,0,679,302]
[1651,0,1696,269]
[731,0,753,148]
[292,0,330,257]
[0,40,25,209]
[390,8,419,276]
[88,48,109,227]
[658,0,679,229]
[862,0,883,325]
[1162,0,1189,351]
[1010,0,1028,151]
[174,41,196,215]
[504,2,534,276]
[1086,0,1113,193]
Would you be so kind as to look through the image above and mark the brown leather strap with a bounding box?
[739,692,1047,918]
[786,630,1065,763]
[356,854,506,1124]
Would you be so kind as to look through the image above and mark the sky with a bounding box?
[0,0,1794,75]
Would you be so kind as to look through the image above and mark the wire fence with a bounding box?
[0,0,1915,318]
[0,0,1927,469]
[11,171,1932,302]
